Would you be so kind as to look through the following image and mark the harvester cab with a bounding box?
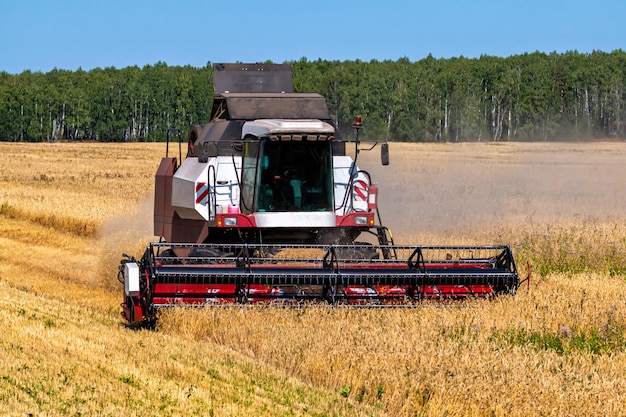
[155,63,386,246]
[119,63,520,326]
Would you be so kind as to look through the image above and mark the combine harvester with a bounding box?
[119,63,519,326]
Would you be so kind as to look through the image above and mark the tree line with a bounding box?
[1,50,625,142]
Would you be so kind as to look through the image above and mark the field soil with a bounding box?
[1,141,626,416]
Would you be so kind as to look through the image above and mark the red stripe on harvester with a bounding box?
[353,180,367,200]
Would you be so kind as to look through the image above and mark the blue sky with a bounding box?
[1,0,624,74]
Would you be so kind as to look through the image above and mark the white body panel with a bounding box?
[254,212,336,228]
[333,156,369,215]
[242,119,335,137]
[124,262,140,297]
[172,151,369,226]
[172,156,241,220]
[214,157,241,214]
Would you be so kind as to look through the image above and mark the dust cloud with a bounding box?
[98,192,155,242]
[96,193,156,292]
[358,142,626,238]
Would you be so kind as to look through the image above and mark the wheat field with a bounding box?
[1,141,626,416]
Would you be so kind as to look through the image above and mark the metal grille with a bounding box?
[142,243,519,306]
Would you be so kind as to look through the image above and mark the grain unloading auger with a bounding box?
[119,63,519,325]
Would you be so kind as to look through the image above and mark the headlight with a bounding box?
[355,216,368,225]
[223,217,238,226]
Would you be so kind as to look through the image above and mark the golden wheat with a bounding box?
[159,272,626,416]
[1,141,626,416]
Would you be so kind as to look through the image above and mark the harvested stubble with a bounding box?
[1,141,626,416]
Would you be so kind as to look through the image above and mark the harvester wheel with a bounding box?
[336,242,379,260]
[188,246,233,264]
[124,316,156,331]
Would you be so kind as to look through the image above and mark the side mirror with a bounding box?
[381,142,390,166]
